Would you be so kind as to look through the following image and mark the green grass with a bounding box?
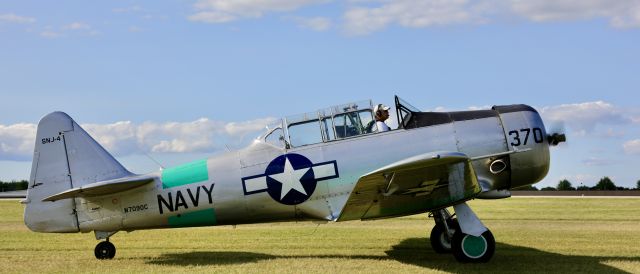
[2,198,640,273]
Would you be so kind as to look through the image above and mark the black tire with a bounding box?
[451,229,495,263]
[95,241,116,260]
[429,219,459,253]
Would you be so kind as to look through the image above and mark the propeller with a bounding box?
[546,121,567,146]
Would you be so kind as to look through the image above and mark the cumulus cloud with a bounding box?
[40,30,61,39]
[64,22,91,30]
[541,101,635,135]
[623,139,640,155]
[291,16,332,31]
[342,0,640,35]
[581,157,614,166]
[189,0,327,23]
[509,0,640,28]
[0,117,276,161]
[38,23,97,39]
[113,6,143,13]
[0,13,36,24]
[344,0,474,35]
[183,0,640,33]
[0,123,37,161]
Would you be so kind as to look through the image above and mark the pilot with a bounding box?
[374,104,391,132]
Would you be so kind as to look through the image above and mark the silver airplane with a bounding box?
[22,96,565,263]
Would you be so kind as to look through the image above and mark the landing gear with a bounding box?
[451,229,495,263]
[94,239,116,260]
[429,203,496,263]
[429,209,458,253]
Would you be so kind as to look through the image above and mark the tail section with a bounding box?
[24,112,132,232]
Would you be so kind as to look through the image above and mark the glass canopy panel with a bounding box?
[285,112,322,147]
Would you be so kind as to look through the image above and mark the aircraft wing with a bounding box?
[337,151,481,221]
[42,175,156,202]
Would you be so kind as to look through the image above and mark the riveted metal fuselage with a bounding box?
[59,106,550,233]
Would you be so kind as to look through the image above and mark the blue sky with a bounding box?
[1,0,639,188]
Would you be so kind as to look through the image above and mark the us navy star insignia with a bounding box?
[268,157,309,199]
[241,153,340,205]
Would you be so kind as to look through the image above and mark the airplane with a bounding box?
[22,95,565,263]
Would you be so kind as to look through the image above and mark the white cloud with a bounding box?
[113,6,143,13]
[224,118,277,136]
[0,13,36,24]
[292,16,332,31]
[0,117,276,161]
[467,105,491,111]
[344,0,474,35]
[38,22,98,38]
[40,30,61,38]
[510,0,640,28]
[581,157,614,166]
[189,0,327,23]
[541,101,634,134]
[623,139,640,155]
[0,123,37,161]
[182,0,640,33]
[189,11,237,23]
[342,0,640,35]
[64,22,91,30]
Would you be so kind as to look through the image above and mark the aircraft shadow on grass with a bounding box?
[147,238,640,273]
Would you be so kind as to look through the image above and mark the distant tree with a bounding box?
[514,185,538,191]
[0,180,28,192]
[576,185,590,191]
[540,186,557,191]
[593,177,616,190]
[556,179,575,191]
[637,180,640,190]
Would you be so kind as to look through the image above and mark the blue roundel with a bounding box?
[264,153,317,205]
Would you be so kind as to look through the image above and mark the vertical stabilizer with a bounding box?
[24,112,132,232]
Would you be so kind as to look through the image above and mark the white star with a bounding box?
[268,157,310,200]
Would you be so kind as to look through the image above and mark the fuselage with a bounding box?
[58,104,550,233]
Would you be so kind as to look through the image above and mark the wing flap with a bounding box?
[42,175,156,202]
[337,151,481,221]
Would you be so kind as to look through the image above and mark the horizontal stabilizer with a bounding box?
[43,175,156,202]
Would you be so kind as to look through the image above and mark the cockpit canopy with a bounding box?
[260,100,379,148]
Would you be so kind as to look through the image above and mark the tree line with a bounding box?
[516,177,640,191]
[0,180,29,192]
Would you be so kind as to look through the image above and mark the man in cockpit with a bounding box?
[374,104,391,132]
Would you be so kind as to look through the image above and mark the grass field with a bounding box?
[2,198,640,273]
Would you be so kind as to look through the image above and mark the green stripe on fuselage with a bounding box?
[168,208,217,227]
[161,159,209,189]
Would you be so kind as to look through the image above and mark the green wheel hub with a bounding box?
[461,235,487,258]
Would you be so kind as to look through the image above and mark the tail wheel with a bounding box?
[451,229,495,263]
[95,241,116,260]
[430,219,459,253]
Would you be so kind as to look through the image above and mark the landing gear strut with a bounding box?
[429,203,495,263]
[429,209,458,253]
[94,238,116,260]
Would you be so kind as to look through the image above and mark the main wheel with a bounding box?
[95,241,116,260]
[451,229,495,263]
[430,219,459,253]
